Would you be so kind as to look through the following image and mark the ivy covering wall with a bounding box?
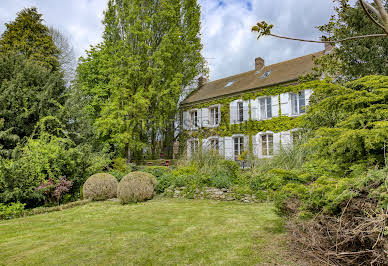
[180,80,322,152]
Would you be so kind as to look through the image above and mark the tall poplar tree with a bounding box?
[78,0,206,159]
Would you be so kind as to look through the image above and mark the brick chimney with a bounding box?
[255,57,264,71]
[198,76,208,87]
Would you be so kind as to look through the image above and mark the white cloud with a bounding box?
[0,0,337,80]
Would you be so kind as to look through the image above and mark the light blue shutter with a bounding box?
[273,133,281,155]
[271,95,279,117]
[218,137,224,156]
[201,108,209,127]
[243,100,249,121]
[280,93,290,116]
[224,137,233,160]
[281,131,292,150]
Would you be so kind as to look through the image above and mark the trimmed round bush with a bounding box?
[82,173,118,201]
[118,171,157,204]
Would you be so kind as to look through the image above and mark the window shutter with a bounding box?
[243,135,249,152]
[230,100,237,125]
[271,95,279,117]
[305,89,313,107]
[202,138,209,152]
[218,137,224,156]
[218,104,222,125]
[243,100,249,121]
[252,134,259,158]
[201,108,209,127]
[197,109,202,128]
[187,140,192,158]
[273,133,281,154]
[182,111,189,129]
[280,131,292,150]
[250,99,258,120]
[224,137,233,160]
[280,93,290,116]
[257,133,263,158]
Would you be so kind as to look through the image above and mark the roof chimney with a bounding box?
[255,57,264,71]
[198,76,208,88]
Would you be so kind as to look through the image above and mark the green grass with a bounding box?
[0,199,299,265]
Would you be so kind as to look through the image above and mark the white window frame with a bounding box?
[290,91,306,116]
[190,110,198,129]
[189,138,199,154]
[209,105,220,126]
[208,137,219,151]
[258,96,272,120]
[233,135,244,161]
[237,101,244,122]
[261,133,274,157]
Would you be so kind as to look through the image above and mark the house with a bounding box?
[180,48,328,161]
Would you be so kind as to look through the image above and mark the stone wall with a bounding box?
[165,187,260,203]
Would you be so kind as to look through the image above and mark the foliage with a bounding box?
[82,173,118,201]
[117,171,157,204]
[77,0,206,159]
[36,176,73,206]
[0,202,25,220]
[0,134,111,207]
[243,75,388,217]
[0,52,66,157]
[0,7,59,71]
[315,0,388,82]
[141,166,172,179]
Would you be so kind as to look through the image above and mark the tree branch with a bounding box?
[373,0,388,28]
[360,0,388,35]
[360,0,382,20]
[268,33,387,44]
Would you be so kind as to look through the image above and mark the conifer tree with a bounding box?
[0,7,59,71]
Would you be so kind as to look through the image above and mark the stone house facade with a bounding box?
[180,49,328,161]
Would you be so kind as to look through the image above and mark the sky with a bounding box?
[0,0,337,81]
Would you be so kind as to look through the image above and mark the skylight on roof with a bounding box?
[260,70,271,79]
[225,81,235,87]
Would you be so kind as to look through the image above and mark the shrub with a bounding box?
[82,173,118,201]
[0,134,111,208]
[141,166,172,179]
[0,202,25,220]
[117,171,157,204]
[36,176,73,206]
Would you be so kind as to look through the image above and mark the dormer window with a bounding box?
[260,70,271,79]
[225,81,235,88]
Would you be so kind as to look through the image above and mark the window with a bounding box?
[234,137,244,160]
[225,81,235,87]
[190,110,198,128]
[238,102,244,122]
[190,139,199,154]
[261,134,274,156]
[209,106,219,126]
[209,138,219,151]
[260,70,272,79]
[292,131,302,144]
[259,97,272,119]
[290,91,306,115]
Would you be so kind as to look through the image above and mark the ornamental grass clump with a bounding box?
[118,172,157,204]
[82,173,118,201]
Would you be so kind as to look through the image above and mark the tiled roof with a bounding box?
[182,50,324,106]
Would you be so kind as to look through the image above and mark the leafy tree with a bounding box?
[315,0,388,81]
[0,52,66,157]
[77,0,206,160]
[49,26,77,85]
[0,7,59,71]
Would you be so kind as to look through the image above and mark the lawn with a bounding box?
[0,199,300,265]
